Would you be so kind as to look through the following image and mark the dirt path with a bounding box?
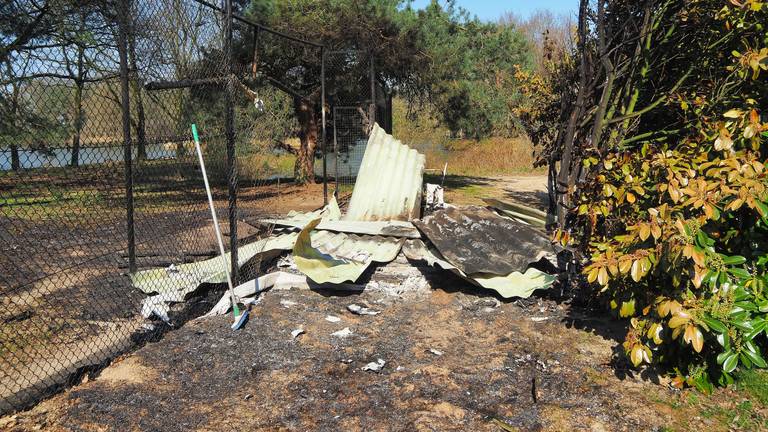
[1,279,757,432]
[439,174,548,210]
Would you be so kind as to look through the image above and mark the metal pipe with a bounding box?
[333,106,339,199]
[191,0,323,48]
[144,77,226,91]
[224,0,238,286]
[369,51,376,125]
[321,47,327,205]
[117,0,135,273]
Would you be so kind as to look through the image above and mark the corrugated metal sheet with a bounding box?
[132,233,298,301]
[264,218,421,238]
[294,218,405,284]
[344,124,425,221]
[402,239,556,298]
[413,206,557,275]
[309,230,403,263]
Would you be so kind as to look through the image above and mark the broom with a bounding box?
[191,124,248,330]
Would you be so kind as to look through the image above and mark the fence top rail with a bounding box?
[191,0,325,49]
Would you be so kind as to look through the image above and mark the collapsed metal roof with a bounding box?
[134,125,560,321]
[343,124,426,221]
[413,206,557,276]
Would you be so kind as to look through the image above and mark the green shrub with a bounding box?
[573,0,768,390]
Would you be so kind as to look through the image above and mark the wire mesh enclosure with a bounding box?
[324,50,392,201]
[0,0,330,413]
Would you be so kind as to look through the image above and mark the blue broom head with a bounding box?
[231,310,249,331]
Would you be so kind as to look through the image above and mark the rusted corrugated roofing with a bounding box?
[413,206,557,275]
[343,124,426,221]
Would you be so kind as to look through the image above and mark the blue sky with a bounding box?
[408,0,577,21]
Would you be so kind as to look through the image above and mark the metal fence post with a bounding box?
[369,51,376,126]
[333,106,339,199]
[224,0,238,285]
[118,0,136,274]
[321,47,328,205]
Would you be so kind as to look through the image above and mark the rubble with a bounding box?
[361,359,386,373]
[347,304,380,316]
[331,327,353,338]
[134,123,562,322]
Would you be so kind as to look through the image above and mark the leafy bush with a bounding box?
[568,0,768,390]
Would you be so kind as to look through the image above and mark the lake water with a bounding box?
[0,143,178,171]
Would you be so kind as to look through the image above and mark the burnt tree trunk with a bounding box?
[293,97,318,184]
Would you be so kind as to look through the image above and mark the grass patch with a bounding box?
[426,136,544,177]
[735,370,768,405]
[239,152,295,180]
[392,97,544,177]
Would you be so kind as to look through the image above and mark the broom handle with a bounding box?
[191,124,240,316]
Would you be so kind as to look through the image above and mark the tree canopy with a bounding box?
[242,0,534,139]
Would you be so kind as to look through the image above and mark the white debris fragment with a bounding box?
[331,327,353,338]
[347,304,380,316]
[530,316,550,322]
[424,183,445,212]
[244,297,262,306]
[428,348,444,356]
[141,295,170,323]
[361,358,386,372]
[396,366,405,371]
[291,328,305,339]
[165,264,180,274]
[325,315,342,323]
[280,299,297,308]
[277,255,297,269]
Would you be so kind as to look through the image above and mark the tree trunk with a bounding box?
[70,80,83,167]
[554,0,590,227]
[10,145,20,171]
[293,97,318,184]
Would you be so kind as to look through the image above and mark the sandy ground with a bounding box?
[0,275,749,432]
[4,174,765,431]
[439,174,549,210]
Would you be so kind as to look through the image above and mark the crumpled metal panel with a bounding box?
[343,124,426,221]
[308,230,403,264]
[264,219,421,239]
[413,206,557,275]
[402,239,555,298]
[294,218,405,284]
[132,232,299,301]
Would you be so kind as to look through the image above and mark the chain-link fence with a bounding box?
[323,50,392,202]
[0,0,328,413]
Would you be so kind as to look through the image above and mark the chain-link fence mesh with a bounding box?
[0,0,326,413]
[323,50,391,202]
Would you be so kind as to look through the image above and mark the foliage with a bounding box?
[408,1,534,138]
[244,0,535,142]
[563,0,768,388]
